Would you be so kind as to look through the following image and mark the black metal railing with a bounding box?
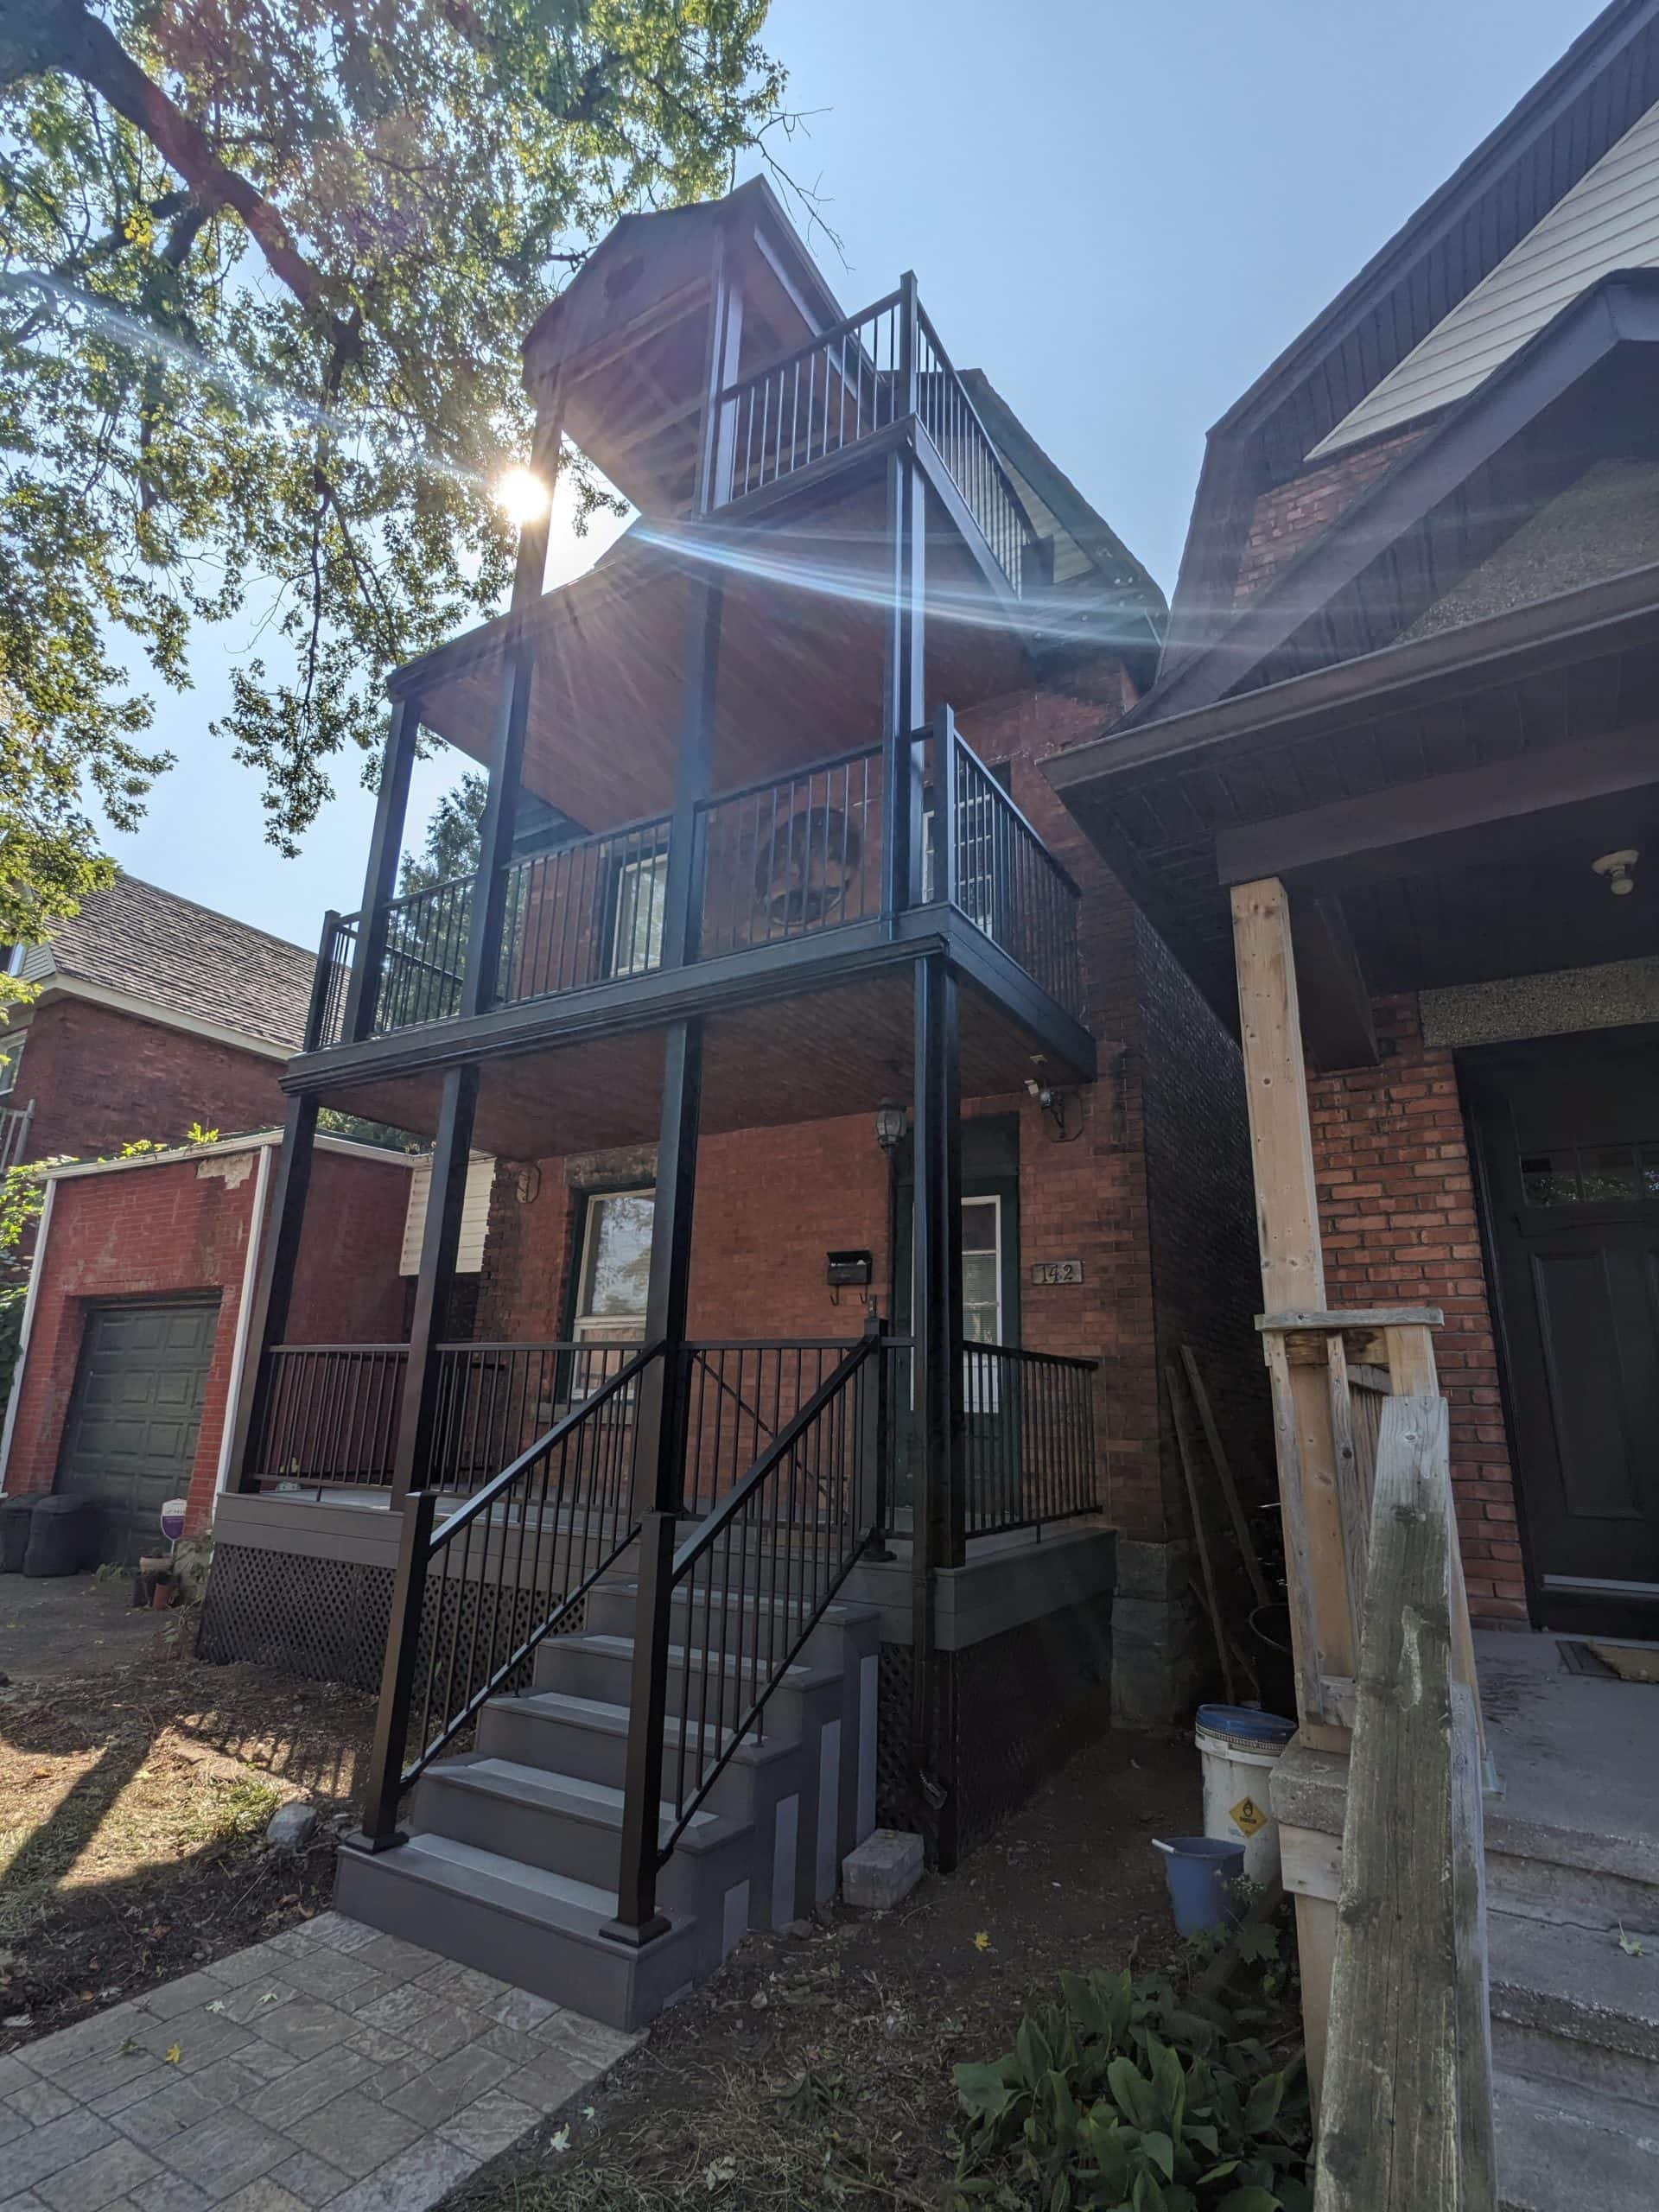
[246,1340,641,1494]
[683,1339,858,1516]
[711,281,1039,597]
[340,874,475,1036]
[315,912,359,1047]
[0,1099,35,1174]
[251,1344,409,1488]
[715,289,905,506]
[497,814,672,1005]
[356,1342,663,1845]
[963,1342,1101,1537]
[695,745,883,958]
[950,727,1084,1017]
[613,1329,887,1929]
[914,306,1040,595]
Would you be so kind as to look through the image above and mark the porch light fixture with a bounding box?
[1592,848,1639,897]
[874,1103,906,1155]
[496,464,551,525]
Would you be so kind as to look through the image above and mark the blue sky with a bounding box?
[99,0,1606,947]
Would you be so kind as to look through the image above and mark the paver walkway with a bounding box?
[0,1913,638,2212]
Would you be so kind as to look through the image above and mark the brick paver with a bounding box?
[0,1917,638,2212]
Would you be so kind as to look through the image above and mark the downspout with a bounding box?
[213,1137,274,1509]
[0,1176,58,1489]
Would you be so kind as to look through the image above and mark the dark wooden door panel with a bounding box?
[1464,1028,1659,1636]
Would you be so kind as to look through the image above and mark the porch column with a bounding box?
[391,1064,480,1504]
[460,641,533,1020]
[343,694,421,1043]
[658,577,723,973]
[880,434,927,918]
[223,1093,318,1492]
[911,950,965,1861]
[1230,874,1350,2105]
[511,398,565,608]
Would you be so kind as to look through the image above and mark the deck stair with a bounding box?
[335,1580,880,2030]
[1488,1780,1659,2210]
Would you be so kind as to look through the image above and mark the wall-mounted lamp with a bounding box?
[874,1103,907,1155]
[1026,1074,1084,1144]
[1592,847,1640,897]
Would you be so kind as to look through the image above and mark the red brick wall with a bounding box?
[1307,995,1525,1622]
[3,1146,413,1535]
[18,995,290,1164]
[1232,426,1428,607]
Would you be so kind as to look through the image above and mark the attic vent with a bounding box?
[603,256,645,303]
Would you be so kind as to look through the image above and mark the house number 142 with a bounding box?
[1030,1260,1084,1286]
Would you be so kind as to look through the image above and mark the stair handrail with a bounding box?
[607,1325,888,1941]
[351,1340,664,1853]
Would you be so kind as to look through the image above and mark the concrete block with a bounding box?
[842,1830,924,1912]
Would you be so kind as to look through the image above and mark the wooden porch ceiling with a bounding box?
[318,969,1053,1157]
[1048,568,1659,1032]
[399,469,1026,836]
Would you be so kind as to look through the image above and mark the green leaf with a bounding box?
[1131,2173,1168,2212]
[1107,2056,1156,2132]
[1140,2130,1175,2181]
[1217,2190,1283,2212]
[956,2062,1017,2122]
[1242,2073,1286,2135]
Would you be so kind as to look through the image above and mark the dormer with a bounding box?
[523,178,843,517]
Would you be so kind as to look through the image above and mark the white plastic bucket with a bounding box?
[1193,1704,1296,1886]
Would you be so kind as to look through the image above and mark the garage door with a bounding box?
[55,1300,220,1567]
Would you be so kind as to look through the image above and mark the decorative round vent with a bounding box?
[753,805,862,930]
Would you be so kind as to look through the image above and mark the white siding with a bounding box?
[399,1154,495,1275]
[1310,98,1659,459]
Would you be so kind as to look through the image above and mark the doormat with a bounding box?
[1558,1639,1659,1683]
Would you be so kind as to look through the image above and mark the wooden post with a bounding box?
[1232,878,1352,1748]
[343,696,420,1043]
[222,1093,318,1491]
[391,1065,479,1504]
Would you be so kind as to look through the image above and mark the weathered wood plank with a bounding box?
[1257,1306,1446,1332]
[1179,1341,1274,1611]
[1314,1393,1494,2212]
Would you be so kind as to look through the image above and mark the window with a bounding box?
[962,1194,1004,1414]
[1520,1141,1659,1206]
[575,1190,655,1343]
[608,852,668,978]
[0,1028,24,1100]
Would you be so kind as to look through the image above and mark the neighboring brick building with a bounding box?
[1,874,316,1173]
[0,1132,413,1567]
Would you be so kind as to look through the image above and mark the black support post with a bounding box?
[606,1013,704,1946]
[391,1064,480,1505]
[461,643,534,1020]
[910,950,964,1862]
[344,695,421,1044]
[880,441,925,918]
[510,401,564,610]
[658,580,722,973]
[222,1093,318,1493]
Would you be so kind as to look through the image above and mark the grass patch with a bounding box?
[173,1772,284,1849]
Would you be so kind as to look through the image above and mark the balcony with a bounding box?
[308,714,1082,1060]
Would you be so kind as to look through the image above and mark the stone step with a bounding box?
[478,1687,800,1801]
[334,1831,702,2032]
[1490,1907,1659,2105]
[414,1754,753,1905]
[532,1630,833,1717]
[1495,2069,1659,2211]
[1486,1800,1659,1934]
[585,1580,876,1669]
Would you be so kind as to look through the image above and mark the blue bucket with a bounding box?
[1153,1835,1246,1936]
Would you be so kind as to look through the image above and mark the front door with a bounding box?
[1464,1029,1659,1636]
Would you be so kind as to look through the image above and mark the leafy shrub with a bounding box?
[950,1965,1310,2212]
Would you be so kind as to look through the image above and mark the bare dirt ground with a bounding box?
[0,1573,372,2050]
[446,1728,1205,2212]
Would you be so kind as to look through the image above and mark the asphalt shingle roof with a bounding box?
[37,874,315,1049]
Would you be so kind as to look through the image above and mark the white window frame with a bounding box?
[0,1027,22,1100]
[962,1193,1005,1414]
[608,852,668,979]
[574,1188,654,1344]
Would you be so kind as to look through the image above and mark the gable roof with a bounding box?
[16,874,315,1051]
[1160,0,1659,683]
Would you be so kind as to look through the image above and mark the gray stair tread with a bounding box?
[1496,2070,1659,2211]
[493,1687,798,1763]
[555,1631,826,1687]
[1488,1802,1659,1895]
[429,1756,743,1847]
[388,1831,692,1948]
[597,1579,877,1628]
[1491,1909,1659,2043]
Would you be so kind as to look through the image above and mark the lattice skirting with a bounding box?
[196,1541,587,1694]
[875,1594,1115,1863]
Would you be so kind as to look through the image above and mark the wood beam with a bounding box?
[1216,729,1659,891]
[1290,894,1379,1072]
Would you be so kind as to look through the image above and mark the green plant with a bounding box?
[950,1966,1311,2212]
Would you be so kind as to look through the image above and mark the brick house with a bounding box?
[188,181,1274,2026]
[1,874,317,1173]
[1049,0,1659,2176]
